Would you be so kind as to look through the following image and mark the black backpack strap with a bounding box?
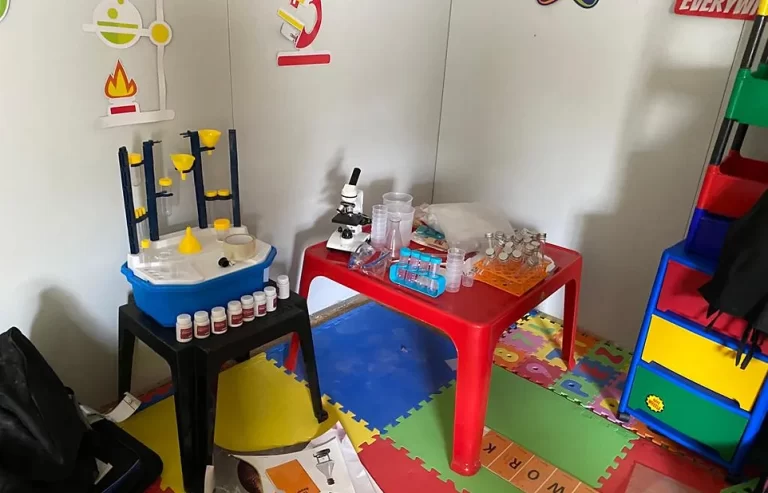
[741,328,760,370]
[736,327,752,367]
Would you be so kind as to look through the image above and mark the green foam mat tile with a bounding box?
[486,366,636,487]
[386,367,636,491]
[385,387,522,493]
[720,478,758,492]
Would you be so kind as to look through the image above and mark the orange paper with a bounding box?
[265,459,320,493]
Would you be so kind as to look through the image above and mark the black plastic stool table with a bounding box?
[117,287,327,493]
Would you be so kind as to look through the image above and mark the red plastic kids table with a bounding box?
[285,241,583,476]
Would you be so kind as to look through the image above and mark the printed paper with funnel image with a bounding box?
[235,438,354,493]
[211,424,370,493]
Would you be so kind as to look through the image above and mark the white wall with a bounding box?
[227,0,451,310]
[0,0,233,406]
[434,1,748,348]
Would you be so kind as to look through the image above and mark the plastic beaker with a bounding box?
[371,204,389,249]
[214,218,231,241]
[382,192,414,208]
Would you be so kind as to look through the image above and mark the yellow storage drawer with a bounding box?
[641,315,768,411]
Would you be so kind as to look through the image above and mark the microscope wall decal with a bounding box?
[276,0,331,66]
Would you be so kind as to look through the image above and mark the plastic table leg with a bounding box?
[171,351,201,493]
[199,358,220,468]
[297,313,330,423]
[285,264,318,371]
[450,328,496,476]
[561,272,581,370]
[117,323,136,399]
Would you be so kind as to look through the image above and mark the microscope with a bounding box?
[326,168,371,253]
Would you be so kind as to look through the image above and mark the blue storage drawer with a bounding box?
[685,208,731,261]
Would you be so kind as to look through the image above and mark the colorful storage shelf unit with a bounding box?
[618,241,768,479]
[686,152,768,261]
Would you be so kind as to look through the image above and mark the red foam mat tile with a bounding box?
[359,437,460,493]
[144,478,174,493]
[599,439,727,493]
[138,382,173,404]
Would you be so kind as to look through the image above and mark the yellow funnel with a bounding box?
[178,227,202,255]
[199,129,222,156]
[170,154,195,181]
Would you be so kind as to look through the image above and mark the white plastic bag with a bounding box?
[421,203,513,253]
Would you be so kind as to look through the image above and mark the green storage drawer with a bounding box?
[628,363,748,461]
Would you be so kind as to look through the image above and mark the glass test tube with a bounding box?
[485,232,496,257]
[158,177,173,217]
[495,231,506,247]
[398,248,411,280]
[218,189,232,223]
[129,154,143,187]
[205,191,218,225]
[418,255,432,288]
[407,252,421,283]
[530,240,542,263]
[510,249,523,275]
[136,208,148,243]
[429,257,441,295]
[537,234,547,263]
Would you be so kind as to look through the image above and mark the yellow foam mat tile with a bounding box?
[120,354,378,492]
[120,397,183,492]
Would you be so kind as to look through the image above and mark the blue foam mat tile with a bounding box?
[272,303,458,431]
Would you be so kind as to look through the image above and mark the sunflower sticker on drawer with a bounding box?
[645,394,664,413]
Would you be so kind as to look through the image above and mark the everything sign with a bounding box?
[675,0,759,19]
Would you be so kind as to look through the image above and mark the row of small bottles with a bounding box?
[395,248,442,295]
[483,229,547,272]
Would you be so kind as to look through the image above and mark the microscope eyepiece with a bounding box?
[348,168,361,186]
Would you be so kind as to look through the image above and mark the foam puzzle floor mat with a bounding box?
[121,354,378,493]
[124,304,748,492]
[268,302,458,431]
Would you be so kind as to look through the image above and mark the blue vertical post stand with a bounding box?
[142,140,160,241]
[229,129,242,228]
[185,131,208,229]
[118,147,139,255]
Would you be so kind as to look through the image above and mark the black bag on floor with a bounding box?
[699,189,768,369]
[0,327,96,492]
[90,419,162,493]
[0,327,162,492]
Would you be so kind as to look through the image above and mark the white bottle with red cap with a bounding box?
[254,291,267,317]
[241,295,255,322]
[277,275,290,300]
[211,307,228,335]
[194,311,211,339]
[228,300,244,327]
[176,314,193,343]
[264,286,278,312]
